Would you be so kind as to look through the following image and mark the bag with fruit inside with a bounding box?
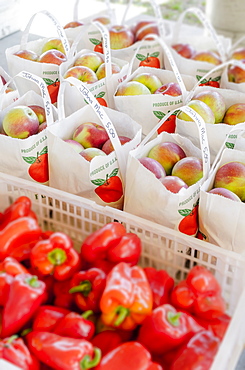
[114,34,196,136]
[0,71,56,184]
[198,122,245,253]
[59,21,130,112]
[5,10,71,105]
[164,7,231,84]
[47,79,141,209]
[175,66,245,164]
[0,66,18,110]
[124,105,210,237]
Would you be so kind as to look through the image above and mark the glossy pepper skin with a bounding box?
[94,341,163,370]
[26,331,101,370]
[53,278,75,310]
[100,262,153,330]
[53,311,95,340]
[80,222,141,272]
[1,273,46,338]
[91,330,123,356]
[144,267,174,308]
[30,232,81,281]
[0,256,28,276]
[0,335,40,370]
[0,217,42,261]
[0,272,14,306]
[170,265,226,320]
[137,303,204,355]
[32,305,71,332]
[170,330,220,370]
[69,268,107,313]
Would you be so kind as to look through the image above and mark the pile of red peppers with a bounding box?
[0,196,231,370]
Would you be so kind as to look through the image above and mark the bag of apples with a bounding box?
[58,20,129,113]
[5,10,71,104]
[0,71,56,184]
[198,123,245,253]
[0,66,19,110]
[164,7,231,84]
[175,63,245,164]
[123,105,210,236]
[113,35,196,136]
[47,77,142,209]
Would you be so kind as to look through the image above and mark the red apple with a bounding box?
[231,47,245,60]
[177,100,215,124]
[13,49,39,61]
[193,90,226,123]
[41,38,66,55]
[138,157,166,179]
[79,147,107,162]
[64,66,98,83]
[72,122,109,149]
[39,50,67,65]
[73,52,104,72]
[147,141,186,175]
[160,175,188,193]
[115,81,151,96]
[154,82,182,96]
[223,103,245,125]
[64,139,84,153]
[28,105,46,125]
[3,105,39,139]
[102,135,131,155]
[132,72,162,94]
[133,20,156,35]
[135,22,159,41]
[171,156,203,186]
[96,62,121,80]
[108,25,134,50]
[172,43,196,59]
[93,16,111,25]
[191,51,222,65]
[64,21,84,29]
[208,187,241,202]
[227,62,245,84]
[213,161,245,201]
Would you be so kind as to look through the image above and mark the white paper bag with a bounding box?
[0,66,19,109]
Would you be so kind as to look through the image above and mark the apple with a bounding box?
[41,38,66,55]
[177,99,215,124]
[28,105,46,125]
[132,20,155,35]
[230,47,245,60]
[102,135,131,155]
[93,16,111,25]
[108,24,134,50]
[160,175,188,193]
[39,50,67,65]
[172,43,196,59]
[171,156,203,186]
[96,62,121,80]
[132,72,162,94]
[72,121,109,149]
[154,82,182,96]
[191,51,222,65]
[147,141,186,175]
[3,105,39,139]
[73,52,104,72]
[135,22,160,41]
[115,81,151,96]
[80,147,107,162]
[64,21,84,29]
[193,90,226,123]
[13,49,39,61]
[64,66,98,83]
[213,161,245,201]
[227,62,245,84]
[38,122,47,133]
[223,103,245,125]
[64,139,85,153]
[208,187,241,202]
[138,157,166,179]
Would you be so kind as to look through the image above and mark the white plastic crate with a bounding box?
[0,172,245,370]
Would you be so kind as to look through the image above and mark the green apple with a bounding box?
[41,38,66,55]
[115,81,151,96]
[178,100,215,124]
[96,62,121,80]
[132,72,162,93]
[193,90,226,123]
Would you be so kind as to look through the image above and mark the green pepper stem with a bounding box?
[4,335,18,347]
[69,280,92,297]
[114,306,129,327]
[26,275,40,288]
[47,248,67,266]
[80,348,101,370]
[21,328,32,337]
[81,310,93,320]
[167,311,182,327]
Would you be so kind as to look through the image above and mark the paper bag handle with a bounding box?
[20,10,70,57]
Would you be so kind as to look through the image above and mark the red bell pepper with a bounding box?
[80,222,141,271]
[1,273,46,338]
[91,330,123,356]
[32,305,70,332]
[69,268,107,313]
[0,273,14,306]
[100,262,153,330]
[94,341,163,370]
[0,335,40,370]
[194,312,231,340]
[137,303,204,355]
[53,278,75,310]
[171,265,226,320]
[30,232,81,281]
[170,330,220,369]
[144,267,174,308]
[0,256,28,276]
[26,331,101,370]
[53,310,95,340]
[0,217,42,261]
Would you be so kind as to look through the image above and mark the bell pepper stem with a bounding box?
[69,280,92,297]
[114,306,129,327]
[4,335,18,347]
[26,275,40,288]
[81,310,93,320]
[47,248,67,266]
[167,311,182,327]
[80,348,101,370]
